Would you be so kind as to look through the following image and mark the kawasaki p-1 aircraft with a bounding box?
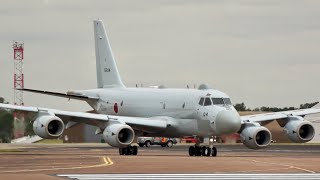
[1,20,319,156]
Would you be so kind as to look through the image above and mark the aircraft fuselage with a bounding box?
[78,87,242,137]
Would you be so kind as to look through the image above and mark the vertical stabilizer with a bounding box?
[94,20,125,88]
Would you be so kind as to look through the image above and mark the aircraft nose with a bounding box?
[215,110,241,135]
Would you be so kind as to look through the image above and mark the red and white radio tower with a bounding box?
[12,42,25,138]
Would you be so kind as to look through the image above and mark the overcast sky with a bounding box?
[1,0,320,111]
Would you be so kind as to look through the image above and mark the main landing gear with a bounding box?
[188,136,217,157]
[119,145,138,155]
[188,146,217,156]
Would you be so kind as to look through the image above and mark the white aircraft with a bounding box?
[1,20,319,156]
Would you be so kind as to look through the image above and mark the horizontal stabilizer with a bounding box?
[18,88,99,101]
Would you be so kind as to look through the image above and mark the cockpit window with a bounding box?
[200,97,232,106]
[223,98,232,105]
[211,98,224,105]
[199,98,204,106]
[204,98,212,106]
[211,98,232,105]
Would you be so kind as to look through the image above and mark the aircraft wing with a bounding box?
[0,103,168,131]
[240,108,320,123]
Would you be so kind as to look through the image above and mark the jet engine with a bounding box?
[33,115,65,139]
[284,116,315,143]
[103,124,135,147]
[240,125,272,150]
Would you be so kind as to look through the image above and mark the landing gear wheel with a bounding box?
[125,146,132,155]
[145,141,151,147]
[132,146,138,155]
[119,146,139,156]
[189,146,195,156]
[211,147,217,157]
[201,146,207,156]
[166,140,173,147]
[119,147,128,155]
[195,146,201,156]
[119,147,125,155]
[205,147,211,156]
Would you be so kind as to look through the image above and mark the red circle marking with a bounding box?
[114,103,118,113]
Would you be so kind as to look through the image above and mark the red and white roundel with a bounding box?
[114,103,118,113]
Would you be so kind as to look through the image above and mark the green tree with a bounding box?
[0,110,14,143]
[300,102,319,109]
[234,102,247,111]
[0,97,14,142]
[253,107,260,111]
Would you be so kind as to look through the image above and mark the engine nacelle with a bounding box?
[240,125,272,150]
[284,116,315,143]
[33,115,65,139]
[103,124,135,147]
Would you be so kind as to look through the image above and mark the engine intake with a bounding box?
[33,115,65,139]
[103,124,135,147]
[240,125,272,149]
[284,116,315,143]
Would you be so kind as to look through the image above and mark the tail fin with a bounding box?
[93,19,125,88]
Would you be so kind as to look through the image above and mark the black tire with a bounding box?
[132,146,138,155]
[145,141,151,147]
[201,146,206,156]
[166,140,173,147]
[161,144,166,147]
[125,146,132,155]
[189,146,195,156]
[123,147,128,155]
[211,147,217,157]
[119,148,125,155]
[206,147,211,156]
[195,146,201,156]
[138,143,144,147]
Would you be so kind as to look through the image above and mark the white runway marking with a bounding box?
[249,159,316,173]
[58,173,320,180]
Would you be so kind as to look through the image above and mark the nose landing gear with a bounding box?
[188,136,217,157]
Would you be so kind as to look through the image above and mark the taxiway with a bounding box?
[0,143,319,179]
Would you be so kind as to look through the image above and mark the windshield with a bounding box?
[204,98,212,106]
[211,98,232,105]
[199,97,232,106]
[223,98,232,105]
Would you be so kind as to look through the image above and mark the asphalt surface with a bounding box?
[0,143,319,179]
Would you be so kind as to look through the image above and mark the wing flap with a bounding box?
[108,115,168,129]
